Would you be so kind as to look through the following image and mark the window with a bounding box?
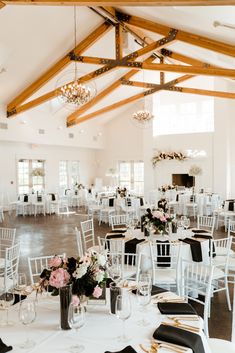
[118,161,144,194]
[59,160,80,190]
[17,159,45,194]
[153,92,214,136]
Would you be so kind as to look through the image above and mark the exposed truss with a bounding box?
[6,7,235,127]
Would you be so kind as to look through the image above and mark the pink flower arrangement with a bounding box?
[143,208,173,234]
[49,268,70,289]
[40,251,107,300]
[93,286,103,298]
[48,255,62,268]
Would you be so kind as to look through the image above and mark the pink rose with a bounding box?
[153,211,162,218]
[165,214,170,219]
[49,268,70,288]
[48,256,62,268]
[92,286,103,298]
[72,295,80,306]
[160,216,166,222]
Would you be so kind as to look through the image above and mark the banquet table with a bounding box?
[1,290,211,353]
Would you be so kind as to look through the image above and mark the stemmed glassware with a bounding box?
[183,218,190,230]
[108,256,122,284]
[115,294,132,342]
[0,290,15,326]
[18,300,37,349]
[137,273,152,326]
[14,273,27,302]
[68,302,85,353]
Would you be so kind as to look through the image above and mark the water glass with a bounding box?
[68,303,85,353]
[18,300,36,349]
[115,294,131,342]
[109,281,121,315]
[0,290,15,326]
[137,282,151,326]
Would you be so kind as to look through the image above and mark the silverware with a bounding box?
[152,340,188,352]
[162,321,200,333]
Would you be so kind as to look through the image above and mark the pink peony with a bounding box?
[48,256,62,268]
[153,211,162,219]
[92,286,103,298]
[72,295,80,306]
[160,216,166,222]
[49,268,70,288]
[165,214,170,219]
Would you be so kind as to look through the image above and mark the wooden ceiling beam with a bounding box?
[67,55,156,126]
[8,31,175,118]
[141,62,235,79]
[115,24,123,60]
[7,21,112,115]
[70,73,193,125]
[3,0,235,5]
[0,1,5,8]
[117,11,235,58]
[122,80,235,99]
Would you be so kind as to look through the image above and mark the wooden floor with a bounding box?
[1,208,233,340]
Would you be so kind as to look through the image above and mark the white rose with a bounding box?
[73,264,88,279]
[97,254,106,267]
[95,270,104,283]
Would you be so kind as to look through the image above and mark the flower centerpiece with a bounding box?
[39,251,107,329]
[143,208,174,235]
[158,184,177,193]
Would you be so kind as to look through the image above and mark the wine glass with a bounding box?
[0,290,15,326]
[136,282,151,326]
[184,218,190,230]
[108,256,122,283]
[14,273,27,302]
[68,303,85,353]
[115,294,131,342]
[18,300,36,349]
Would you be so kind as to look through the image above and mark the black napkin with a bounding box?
[105,346,137,353]
[139,197,144,206]
[153,324,205,353]
[13,293,27,305]
[157,302,197,315]
[191,229,209,234]
[50,193,56,201]
[156,241,170,267]
[180,238,202,262]
[141,215,145,232]
[125,238,145,265]
[23,194,28,202]
[228,200,235,211]
[109,198,115,207]
[132,285,168,296]
[37,195,42,202]
[176,194,179,202]
[106,234,125,239]
[110,229,127,233]
[0,338,12,353]
[125,238,145,254]
[192,234,212,239]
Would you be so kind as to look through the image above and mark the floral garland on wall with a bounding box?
[152,151,188,167]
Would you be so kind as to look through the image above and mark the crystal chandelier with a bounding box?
[58,7,94,107]
[132,110,153,124]
[60,81,91,106]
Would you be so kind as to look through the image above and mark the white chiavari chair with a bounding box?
[180,259,214,337]
[0,243,20,291]
[197,215,215,236]
[75,227,84,258]
[80,219,96,252]
[110,214,128,231]
[28,254,65,285]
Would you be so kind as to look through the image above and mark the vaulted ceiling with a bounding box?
[1,2,235,129]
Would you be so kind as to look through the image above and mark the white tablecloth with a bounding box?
[1,292,211,353]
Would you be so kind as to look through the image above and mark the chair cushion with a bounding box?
[154,269,177,284]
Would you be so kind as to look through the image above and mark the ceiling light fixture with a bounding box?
[132,71,154,128]
[57,7,96,108]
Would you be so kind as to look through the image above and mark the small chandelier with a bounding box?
[60,81,91,106]
[132,110,153,124]
[57,6,95,107]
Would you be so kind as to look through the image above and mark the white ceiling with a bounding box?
[0,4,235,133]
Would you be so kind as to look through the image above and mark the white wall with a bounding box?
[95,104,144,186]
[0,140,97,205]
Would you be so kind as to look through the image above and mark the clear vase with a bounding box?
[59,284,72,330]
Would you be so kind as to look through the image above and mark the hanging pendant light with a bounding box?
[132,70,154,127]
[56,7,96,109]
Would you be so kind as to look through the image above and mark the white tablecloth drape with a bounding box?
[1,291,211,353]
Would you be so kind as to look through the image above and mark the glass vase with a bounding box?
[59,284,72,330]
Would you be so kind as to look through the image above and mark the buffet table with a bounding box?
[1,290,211,353]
